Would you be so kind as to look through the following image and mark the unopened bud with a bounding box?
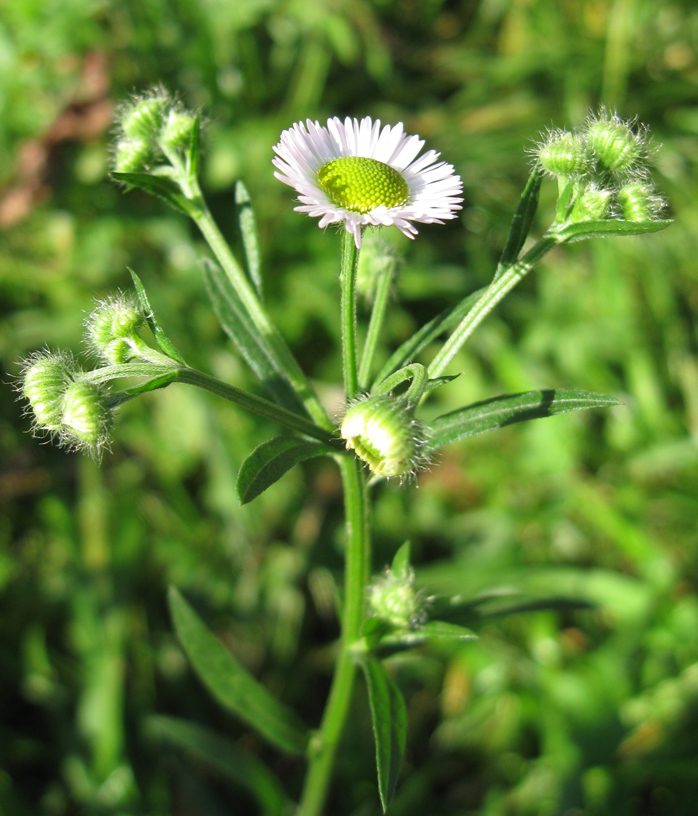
[60,380,112,452]
[340,395,429,480]
[159,110,198,153]
[616,182,663,222]
[537,130,588,178]
[368,569,425,629]
[21,351,75,432]
[114,137,154,174]
[121,94,169,141]
[569,183,613,222]
[585,113,643,176]
[85,295,144,364]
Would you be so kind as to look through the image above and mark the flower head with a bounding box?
[273,117,463,247]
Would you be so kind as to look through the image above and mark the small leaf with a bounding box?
[235,181,263,300]
[128,269,186,364]
[557,218,672,242]
[187,110,202,182]
[237,435,333,505]
[111,171,196,217]
[203,259,306,414]
[424,374,460,394]
[361,656,407,812]
[496,167,543,277]
[372,288,486,390]
[370,622,477,658]
[429,592,595,627]
[147,715,289,816]
[168,587,309,755]
[390,541,411,579]
[430,388,621,450]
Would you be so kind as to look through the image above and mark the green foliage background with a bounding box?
[1,0,698,813]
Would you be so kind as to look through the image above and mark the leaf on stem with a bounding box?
[147,715,289,816]
[368,621,477,659]
[235,181,263,300]
[371,288,485,391]
[203,259,306,414]
[495,167,544,278]
[429,388,621,450]
[111,171,197,217]
[360,656,407,812]
[390,541,411,579]
[237,435,334,504]
[556,218,673,242]
[168,587,310,755]
[129,268,186,364]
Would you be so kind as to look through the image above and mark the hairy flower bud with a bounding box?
[160,110,198,153]
[569,183,613,222]
[340,395,429,480]
[368,568,425,629]
[114,137,154,174]
[616,182,663,222]
[85,295,144,364]
[537,130,588,178]
[21,351,75,432]
[60,380,112,453]
[585,112,644,176]
[121,94,169,141]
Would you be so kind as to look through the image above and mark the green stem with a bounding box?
[175,367,338,445]
[373,363,428,407]
[188,185,333,431]
[358,252,396,391]
[297,456,369,816]
[340,230,361,400]
[428,232,562,379]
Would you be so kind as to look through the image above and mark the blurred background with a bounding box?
[1,0,698,813]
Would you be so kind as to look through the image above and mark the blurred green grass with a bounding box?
[2,0,698,813]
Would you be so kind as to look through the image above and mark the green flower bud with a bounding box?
[368,568,425,629]
[340,395,429,480]
[114,137,154,174]
[537,130,589,178]
[569,183,613,222]
[21,351,75,432]
[159,110,197,153]
[85,295,144,364]
[616,182,663,222]
[60,380,112,453]
[585,112,643,175]
[121,94,169,141]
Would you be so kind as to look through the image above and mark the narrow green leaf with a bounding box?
[235,181,263,300]
[128,269,187,364]
[237,435,333,505]
[187,110,202,182]
[203,259,306,414]
[168,587,309,755]
[424,374,460,394]
[555,179,577,223]
[111,171,196,217]
[371,288,486,390]
[390,542,411,579]
[118,371,178,398]
[370,622,477,658]
[147,715,289,816]
[361,657,407,812]
[428,592,595,627]
[495,167,543,277]
[557,218,672,242]
[430,388,621,450]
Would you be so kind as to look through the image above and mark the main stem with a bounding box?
[297,231,370,816]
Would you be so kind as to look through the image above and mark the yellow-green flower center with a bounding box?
[318,157,409,213]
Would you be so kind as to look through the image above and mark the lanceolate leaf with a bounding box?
[237,435,334,505]
[372,288,486,390]
[147,715,289,816]
[557,218,672,242]
[495,167,543,277]
[168,587,309,755]
[390,541,412,579]
[111,171,197,217]
[235,181,263,300]
[430,389,621,450]
[370,621,477,658]
[361,657,407,812]
[203,259,306,414]
[129,269,186,364]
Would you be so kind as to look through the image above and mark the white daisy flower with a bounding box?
[272,116,463,248]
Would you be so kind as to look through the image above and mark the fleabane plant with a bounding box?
[17,92,671,815]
